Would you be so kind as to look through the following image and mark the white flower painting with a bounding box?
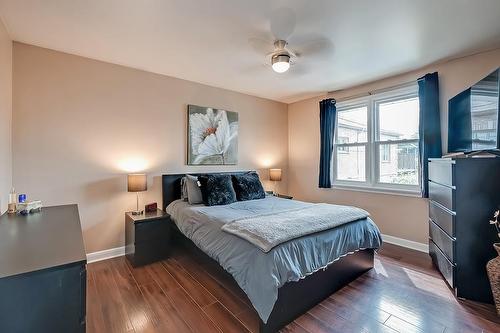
[188,105,238,165]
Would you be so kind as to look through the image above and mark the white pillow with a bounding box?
[185,175,203,204]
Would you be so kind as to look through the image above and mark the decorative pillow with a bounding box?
[180,177,188,201]
[197,174,237,206]
[185,175,203,204]
[232,172,266,201]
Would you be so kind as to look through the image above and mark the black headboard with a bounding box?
[162,171,252,210]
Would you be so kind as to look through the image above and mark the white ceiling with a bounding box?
[1,0,500,103]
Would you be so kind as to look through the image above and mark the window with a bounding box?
[333,85,420,194]
[381,144,391,162]
[337,137,350,152]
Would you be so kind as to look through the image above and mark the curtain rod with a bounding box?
[327,80,418,102]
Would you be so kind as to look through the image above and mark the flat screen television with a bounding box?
[448,68,500,154]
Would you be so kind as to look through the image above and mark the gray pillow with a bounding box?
[180,177,188,201]
[185,175,203,204]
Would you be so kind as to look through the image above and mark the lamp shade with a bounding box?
[269,169,282,182]
[128,174,147,192]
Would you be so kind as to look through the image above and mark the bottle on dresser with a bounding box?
[7,188,16,214]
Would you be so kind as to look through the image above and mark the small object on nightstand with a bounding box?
[145,202,157,213]
[125,209,171,267]
[275,193,293,200]
[16,200,43,215]
[18,194,27,203]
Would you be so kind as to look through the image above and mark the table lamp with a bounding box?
[128,174,147,215]
[269,168,282,195]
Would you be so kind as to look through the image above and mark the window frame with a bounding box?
[332,85,421,196]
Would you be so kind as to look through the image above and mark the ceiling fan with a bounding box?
[269,39,297,73]
[249,7,333,74]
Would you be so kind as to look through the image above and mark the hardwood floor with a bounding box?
[86,243,500,333]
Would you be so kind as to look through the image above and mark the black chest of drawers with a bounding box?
[428,157,500,304]
[0,205,87,332]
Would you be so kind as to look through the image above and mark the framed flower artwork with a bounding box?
[187,105,238,165]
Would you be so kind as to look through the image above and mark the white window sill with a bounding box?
[331,183,422,198]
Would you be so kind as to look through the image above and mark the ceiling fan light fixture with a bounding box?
[271,54,290,73]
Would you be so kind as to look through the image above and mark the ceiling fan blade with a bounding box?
[248,36,274,55]
[269,7,296,40]
[294,38,334,58]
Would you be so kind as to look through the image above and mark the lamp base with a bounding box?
[131,210,144,215]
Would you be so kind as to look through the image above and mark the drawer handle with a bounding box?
[430,200,456,216]
[430,239,456,267]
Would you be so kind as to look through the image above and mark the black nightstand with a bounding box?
[125,209,171,267]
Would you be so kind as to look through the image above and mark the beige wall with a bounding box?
[288,48,500,244]
[0,20,12,214]
[13,43,288,253]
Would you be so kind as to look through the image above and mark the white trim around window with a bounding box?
[332,85,421,196]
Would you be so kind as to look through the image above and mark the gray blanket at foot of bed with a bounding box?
[222,204,369,252]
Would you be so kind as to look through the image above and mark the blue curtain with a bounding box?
[319,98,336,188]
[418,72,442,197]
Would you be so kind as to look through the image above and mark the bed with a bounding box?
[162,172,382,333]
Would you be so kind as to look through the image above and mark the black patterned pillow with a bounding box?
[197,174,237,206]
[232,172,266,201]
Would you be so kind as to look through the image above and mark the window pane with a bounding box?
[336,145,365,182]
[379,142,419,185]
[378,97,419,141]
[337,106,368,143]
[471,84,499,150]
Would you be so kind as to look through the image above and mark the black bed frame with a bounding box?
[162,173,374,333]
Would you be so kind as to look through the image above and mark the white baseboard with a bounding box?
[87,246,125,263]
[85,235,428,263]
[382,234,429,253]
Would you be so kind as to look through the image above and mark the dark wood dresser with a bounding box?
[428,157,500,303]
[0,205,87,332]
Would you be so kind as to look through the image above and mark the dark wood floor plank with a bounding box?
[203,302,252,333]
[86,268,107,333]
[294,312,338,333]
[110,257,160,332]
[86,243,500,333]
[384,315,429,333]
[161,258,217,307]
[91,262,135,333]
[235,308,260,333]
[280,321,311,333]
[125,258,155,286]
[165,287,222,333]
[145,261,182,293]
[344,275,487,333]
[139,282,193,333]
[313,302,396,333]
[321,294,391,325]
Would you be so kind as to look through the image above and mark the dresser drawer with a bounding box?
[429,239,455,288]
[429,200,455,237]
[129,239,170,266]
[135,219,170,243]
[429,181,455,211]
[429,160,454,187]
[429,220,455,262]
